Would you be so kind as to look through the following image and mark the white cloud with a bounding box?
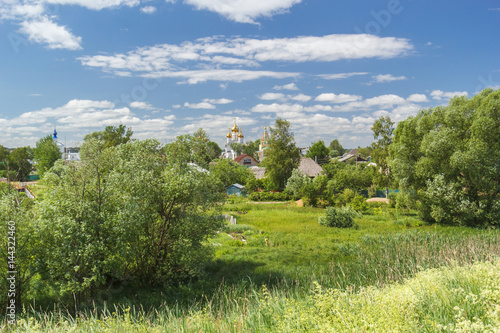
[183,0,302,24]
[273,82,299,90]
[315,93,362,104]
[406,94,428,103]
[19,17,82,50]
[251,103,304,113]
[259,92,286,101]
[140,6,157,14]
[145,69,299,84]
[79,34,413,83]
[430,90,468,101]
[2,0,141,49]
[373,74,407,83]
[317,72,368,80]
[202,98,234,104]
[0,99,176,147]
[183,102,216,109]
[364,94,406,107]
[289,93,311,102]
[130,101,155,110]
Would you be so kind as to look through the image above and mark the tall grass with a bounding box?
[5,228,500,332]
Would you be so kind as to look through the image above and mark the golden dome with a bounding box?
[232,123,239,133]
[226,131,232,138]
[238,131,244,138]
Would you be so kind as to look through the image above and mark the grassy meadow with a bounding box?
[5,200,500,332]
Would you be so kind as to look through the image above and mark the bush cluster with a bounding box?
[318,206,360,228]
[249,191,292,202]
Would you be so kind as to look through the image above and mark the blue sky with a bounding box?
[1,0,499,149]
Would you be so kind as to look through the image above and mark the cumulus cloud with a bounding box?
[130,101,156,110]
[183,0,302,24]
[79,34,413,83]
[373,74,407,83]
[0,99,175,146]
[259,92,286,101]
[315,93,362,104]
[1,0,141,50]
[430,90,468,101]
[19,17,82,50]
[289,93,311,102]
[406,94,428,103]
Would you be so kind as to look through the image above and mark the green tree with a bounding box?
[0,184,38,313]
[285,168,312,199]
[263,118,301,188]
[243,139,260,159]
[9,147,32,181]
[209,158,254,189]
[371,116,394,197]
[37,137,223,302]
[229,142,246,156]
[328,139,345,157]
[207,141,222,160]
[305,140,329,163]
[390,88,500,227]
[33,135,61,177]
[0,145,11,179]
[84,124,133,149]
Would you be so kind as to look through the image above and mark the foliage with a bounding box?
[209,158,254,189]
[390,88,500,227]
[371,116,394,197]
[248,191,292,201]
[333,188,368,212]
[243,139,261,159]
[305,140,329,161]
[284,168,311,199]
[206,141,222,160]
[262,118,301,189]
[229,142,245,156]
[302,175,329,207]
[329,163,375,193]
[35,138,224,302]
[163,132,215,169]
[0,186,38,314]
[83,124,133,149]
[33,135,61,177]
[328,139,345,157]
[318,206,360,228]
[4,146,33,181]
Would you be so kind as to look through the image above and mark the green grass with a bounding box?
[5,201,500,332]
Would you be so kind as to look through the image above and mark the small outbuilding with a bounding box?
[226,183,247,197]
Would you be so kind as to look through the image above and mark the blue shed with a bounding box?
[226,183,247,197]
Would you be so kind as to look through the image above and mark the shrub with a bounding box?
[348,195,368,212]
[318,206,360,228]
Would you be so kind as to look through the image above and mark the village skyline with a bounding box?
[1,0,499,148]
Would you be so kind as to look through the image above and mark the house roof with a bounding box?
[226,183,245,189]
[298,157,323,177]
[249,166,266,179]
[234,154,258,164]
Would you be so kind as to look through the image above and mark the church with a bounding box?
[221,119,245,160]
[221,119,270,162]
